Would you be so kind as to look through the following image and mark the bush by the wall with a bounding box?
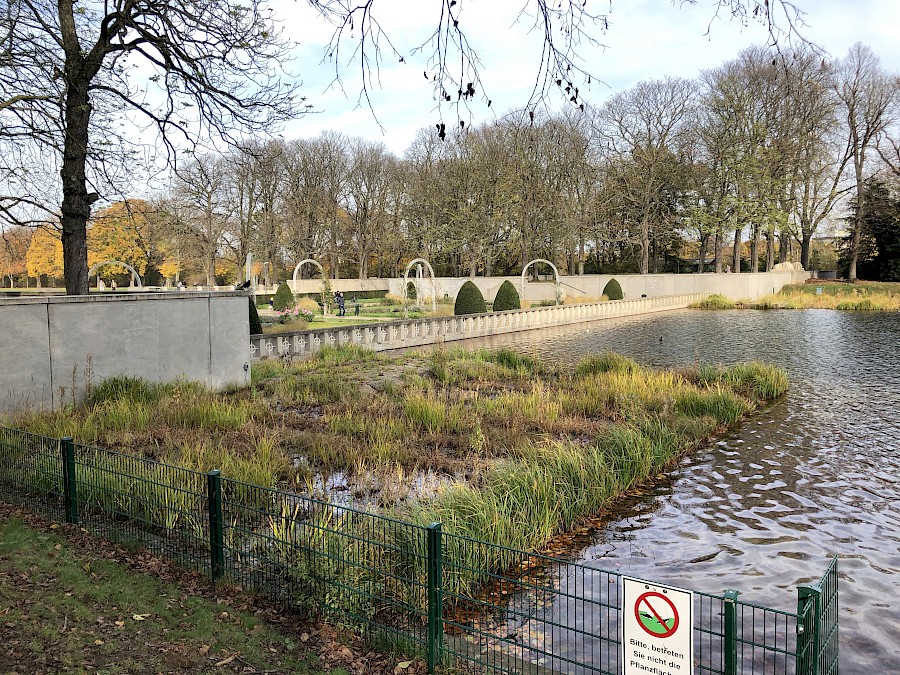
[273,282,295,311]
[406,281,417,300]
[454,280,487,315]
[249,298,262,335]
[602,278,624,300]
[492,280,521,311]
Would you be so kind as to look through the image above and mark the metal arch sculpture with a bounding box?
[89,260,143,288]
[291,258,325,285]
[402,258,437,317]
[520,259,561,306]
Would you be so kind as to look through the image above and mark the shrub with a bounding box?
[454,280,487,315]
[406,280,417,300]
[296,296,320,314]
[574,352,640,377]
[272,282,295,311]
[492,280,521,311]
[602,278,624,300]
[249,297,262,335]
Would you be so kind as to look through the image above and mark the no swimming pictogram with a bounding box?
[634,591,679,638]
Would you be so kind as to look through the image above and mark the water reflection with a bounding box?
[465,309,900,673]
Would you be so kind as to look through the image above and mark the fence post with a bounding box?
[723,589,740,675]
[426,522,443,673]
[60,437,78,524]
[206,470,225,580]
[796,584,821,675]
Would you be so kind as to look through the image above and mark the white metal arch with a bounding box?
[520,259,561,306]
[402,258,437,317]
[89,260,142,288]
[291,258,325,284]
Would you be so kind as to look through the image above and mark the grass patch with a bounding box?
[0,516,339,674]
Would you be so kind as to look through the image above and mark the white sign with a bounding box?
[622,577,694,675]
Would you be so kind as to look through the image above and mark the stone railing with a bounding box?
[250,293,707,361]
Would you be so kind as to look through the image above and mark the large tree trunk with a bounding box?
[59,78,94,295]
[207,252,216,286]
[800,232,813,270]
[780,229,791,264]
[578,238,585,275]
[698,234,708,274]
[732,227,742,273]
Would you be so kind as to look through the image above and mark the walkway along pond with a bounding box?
[466,308,900,674]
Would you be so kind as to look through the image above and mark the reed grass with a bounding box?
[693,293,736,310]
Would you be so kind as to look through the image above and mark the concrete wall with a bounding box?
[0,292,251,414]
[285,270,809,303]
[251,293,706,360]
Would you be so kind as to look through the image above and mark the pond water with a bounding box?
[466,309,900,674]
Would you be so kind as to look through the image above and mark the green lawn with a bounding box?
[0,511,357,674]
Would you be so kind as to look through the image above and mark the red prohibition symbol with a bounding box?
[634,591,680,639]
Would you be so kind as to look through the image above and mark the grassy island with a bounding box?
[9,347,787,558]
[694,281,900,311]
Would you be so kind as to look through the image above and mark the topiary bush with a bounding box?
[249,297,262,335]
[406,280,417,300]
[602,278,624,300]
[492,280,521,312]
[454,280,487,315]
[272,282,295,311]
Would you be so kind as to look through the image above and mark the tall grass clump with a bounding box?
[315,344,381,365]
[574,352,639,377]
[694,294,735,310]
[720,362,789,400]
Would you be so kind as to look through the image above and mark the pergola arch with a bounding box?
[403,258,437,316]
[89,260,142,288]
[291,259,325,284]
[520,259,560,306]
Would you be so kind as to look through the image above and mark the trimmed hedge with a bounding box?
[454,280,487,315]
[249,298,262,335]
[603,278,624,300]
[272,282,295,311]
[492,280,521,311]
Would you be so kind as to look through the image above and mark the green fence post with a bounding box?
[206,470,225,580]
[60,437,78,524]
[723,589,740,675]
[426,522,443,673]
[796,584,821,675]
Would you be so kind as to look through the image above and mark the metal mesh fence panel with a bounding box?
[219,477,430,655]
[0,427,64,521]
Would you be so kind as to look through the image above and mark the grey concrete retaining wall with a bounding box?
[251,293,707,361]
[0,292,251,414]
[284,270,809,303]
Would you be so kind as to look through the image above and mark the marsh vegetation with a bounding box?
[9,346,787,556]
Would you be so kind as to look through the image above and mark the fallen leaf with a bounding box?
[132,614,149,621]
[93,639,104,646]
[396,661,413,669]
[199,645,210,655]
[215,654,237,666]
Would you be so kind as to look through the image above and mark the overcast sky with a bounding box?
[272,0,900,155]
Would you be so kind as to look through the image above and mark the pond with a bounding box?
[467,309,900,673]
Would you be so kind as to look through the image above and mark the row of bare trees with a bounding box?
[142,42,896,286]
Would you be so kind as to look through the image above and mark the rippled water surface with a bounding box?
[467,309,900,674]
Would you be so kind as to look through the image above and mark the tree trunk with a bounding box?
[750,224,759,273]
[766,230,775,271]
[732,227,742,273]
[714,229,723,273]
[698,235,708,274]
[800,232,812,269]
[578,238,585,275]
[779,230,790,264]
[59,78,94,295]
[207,252,216,286]
[640,216,650,275]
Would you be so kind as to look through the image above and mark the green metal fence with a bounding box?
[0,427,839,674]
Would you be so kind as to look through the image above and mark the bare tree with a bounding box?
[592,78,696,274]
[0,0,295,294]
[835,43,898,281]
